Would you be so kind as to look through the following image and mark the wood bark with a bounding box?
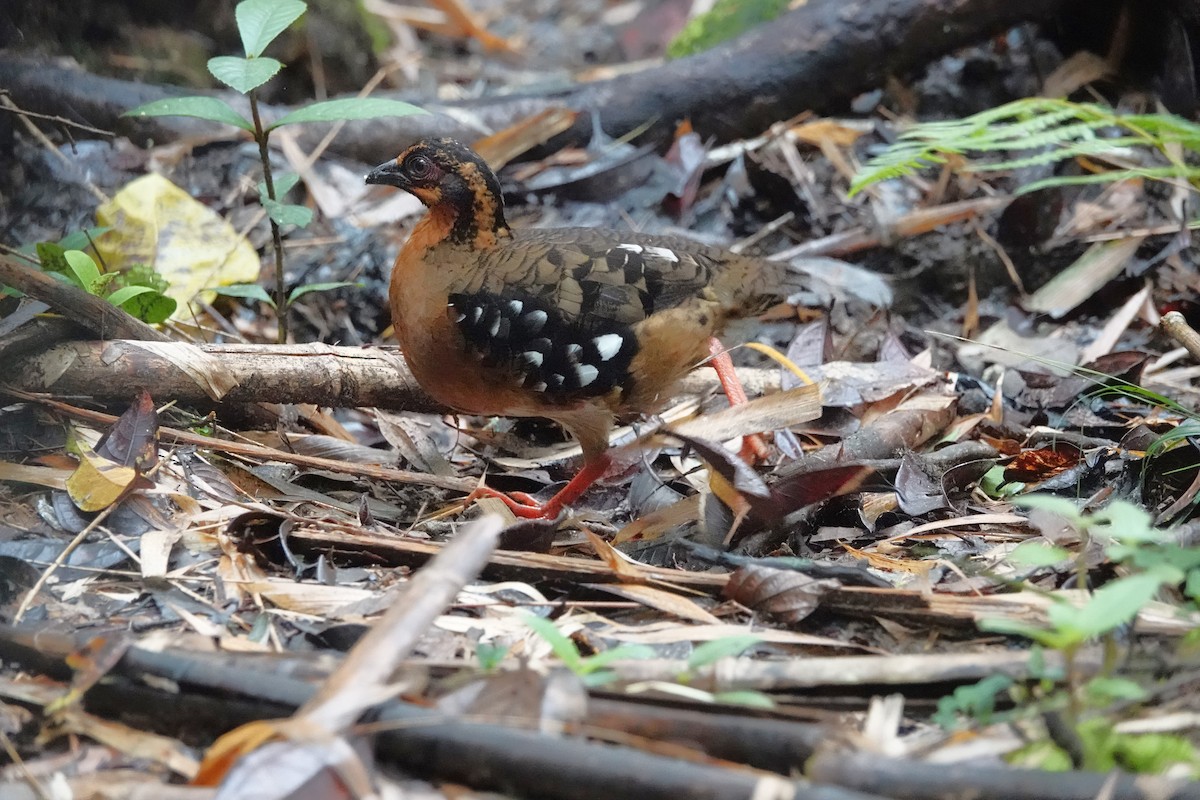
[0,0,1069,161]
[807,750,1200,800]
[5,339,770,411]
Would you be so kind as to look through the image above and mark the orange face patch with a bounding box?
[408,185,444,206]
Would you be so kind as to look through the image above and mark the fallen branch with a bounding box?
[808,750,1200,800]
[0,0,1070,160]
[0,624,880,800]
[0,254,170,346]
[5,339,773,411]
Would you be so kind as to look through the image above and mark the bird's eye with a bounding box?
[406,155,435,180]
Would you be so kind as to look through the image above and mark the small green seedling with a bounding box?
[937,496,1200,775]
[124,0,425,342]
[475,641,509,672]
[37,247,176,324]
[621,634,774,709]
[522,614,655,688]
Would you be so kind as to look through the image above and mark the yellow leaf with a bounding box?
[94,173,261,320]
[66,449,137,511]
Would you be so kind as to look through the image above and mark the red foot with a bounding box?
[707,338,770,463]
[467,454,613,519]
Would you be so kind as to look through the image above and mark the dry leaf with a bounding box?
[67,449,142,511]
[724,565,840,624]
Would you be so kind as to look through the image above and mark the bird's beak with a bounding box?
[365,159,404,188]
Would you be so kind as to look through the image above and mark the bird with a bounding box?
[366,138,806,519]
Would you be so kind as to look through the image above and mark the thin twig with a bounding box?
[0,94,109,204]
[0,388,475,493]
[0,100,114,138]
[0,729,52,800]
[13,498,121,623]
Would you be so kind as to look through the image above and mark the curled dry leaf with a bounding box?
[895,452,950,516]
[724,564,841,624]
[66,389,162,512]
[768,464,875,521]
[1003,441,1082,483]
[498,516,561,553]
[662,123,707,217]
[96,388,160,470]
[669,383,822,445]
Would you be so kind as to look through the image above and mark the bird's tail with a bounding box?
[721,255,892,314]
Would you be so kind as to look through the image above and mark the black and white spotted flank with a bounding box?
[448,290,639,399]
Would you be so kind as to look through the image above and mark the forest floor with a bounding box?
[1,1,1199,798]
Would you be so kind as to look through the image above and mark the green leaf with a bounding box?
[207,55,284,94]
[1013,494,1085,523]
[64,250,104,295]
[119,263,171,295]
[1027,644,1065,682]
[1084,676,1148,704]
[1007,540,1073,568]
[850,97,1200,198]
[123,97,254,132]
[286,281,359,304]
[581,670,621,688]
[36,242,69,273]
[1091,500,1158,543]
[979,617,1076,649]
[262,198,314,228]
[1006,738,1074,771]
[576,644,656,674]
[258,172,301,202]
[1186,569,1200,602]
[237,0,306,57]
[109,288,177,324]
[522,614,583,673]
[980,463,1022,498]
[210,283,277,309]
[58,227,110,251]
[475,642,508,671]
[105,285,155,307]
[933,674,1014,729]
[1111,732,1199,775]
[1060,571,1169,639]
[687,635,762,670]
[667,0,790,58]
[710,690,776,709]
[270,97,426,130]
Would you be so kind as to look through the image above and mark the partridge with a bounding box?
[367,138,806,517]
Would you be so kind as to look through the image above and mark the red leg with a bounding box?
[468,453,613,519]
[707,338,770,463]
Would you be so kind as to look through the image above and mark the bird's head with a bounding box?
[367,138,509,242]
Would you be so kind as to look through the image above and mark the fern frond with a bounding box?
[850,97,1200,196]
